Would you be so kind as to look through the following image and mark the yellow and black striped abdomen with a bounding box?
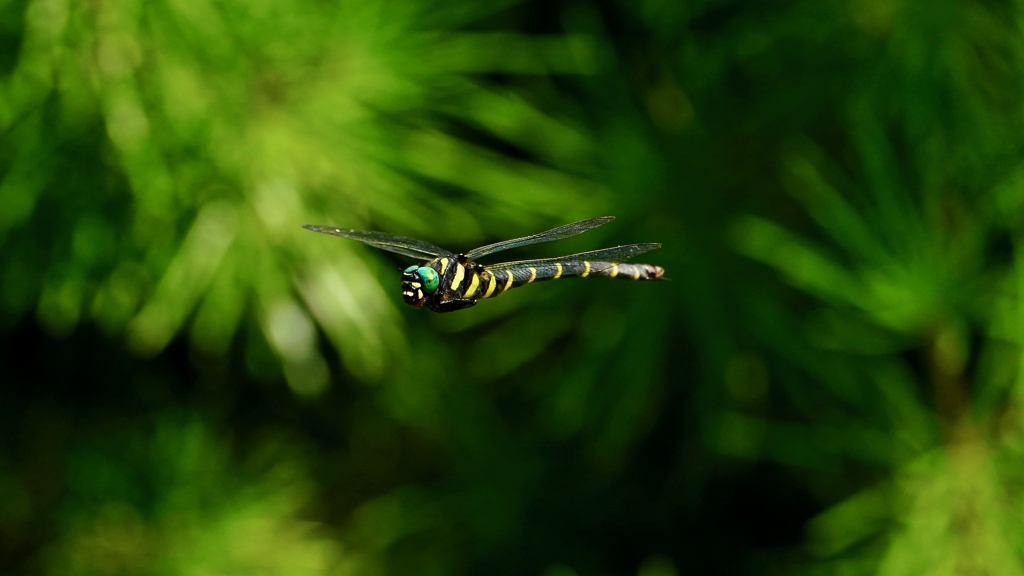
[476,269,517,299]
[477,260,664,299]
[584,261,665,281]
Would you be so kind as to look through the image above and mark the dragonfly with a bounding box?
[302,216,665,313]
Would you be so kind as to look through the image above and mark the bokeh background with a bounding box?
[3,0,1024,574]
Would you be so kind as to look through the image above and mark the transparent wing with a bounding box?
[465,216,615,259]
[483,243,662,273]
[302,224,451,259]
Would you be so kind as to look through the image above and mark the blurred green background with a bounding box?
[3,0,1024,574]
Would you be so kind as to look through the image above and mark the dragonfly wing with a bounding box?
[483,242,661,273]
[303,225,450,259]
[465,216,615,259]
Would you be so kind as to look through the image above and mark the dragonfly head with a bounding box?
[401,265,439,308]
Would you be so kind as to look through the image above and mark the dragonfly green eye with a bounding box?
[404,265,418,273]
[418,267,439,292]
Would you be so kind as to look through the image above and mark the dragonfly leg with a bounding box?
[429,298,478,313]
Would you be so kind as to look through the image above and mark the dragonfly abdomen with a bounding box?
[477,260,664,300]
[586,262,665,281]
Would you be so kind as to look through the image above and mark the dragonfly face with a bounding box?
[401,265,439,308]
[302,217,665,313]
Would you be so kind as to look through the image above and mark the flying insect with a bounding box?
[302,216,665,313]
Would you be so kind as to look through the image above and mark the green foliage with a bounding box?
[0,0,603,386]
[44,417,342,576]
[722,1,1024,571]
[5,0,1024,574]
